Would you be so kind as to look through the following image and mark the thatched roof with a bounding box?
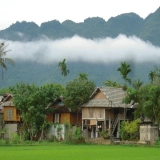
[82,86,134,108]
[0,94,14,107]
[51,98,71,113]
[1,101,14,107]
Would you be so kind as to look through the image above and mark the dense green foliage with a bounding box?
[124,66,160,125]
[148,67,160,85]
[63,123,84,144]
[64,74,95,111]
[134,85,160,124]
[1,144,160,160]
[120,119,140,140]
[9,83,65,140]
[0,87,10,95]
[103,80,121,88]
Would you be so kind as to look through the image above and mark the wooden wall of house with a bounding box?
[46,112,82,125]
[119,108,125,120]
[105,108,125,120]
[60,113,70,124]
[93,91,107,100]
[82,108,105,119]
[46,114,53,122]
[90,119,96,125]
[105,109,114,120]
[70,113,82,125]
[3,106,20,122]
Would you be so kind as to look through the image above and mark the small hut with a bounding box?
[47,97,81,125]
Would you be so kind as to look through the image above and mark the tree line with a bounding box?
[1,41,160,141]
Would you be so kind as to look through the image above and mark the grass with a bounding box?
[0,143,160,160]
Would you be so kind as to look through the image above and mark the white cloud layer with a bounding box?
[1,35,160,64]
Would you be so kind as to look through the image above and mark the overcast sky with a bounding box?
[0,0,160,30]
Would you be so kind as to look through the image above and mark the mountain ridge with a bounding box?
[0,7,160,46]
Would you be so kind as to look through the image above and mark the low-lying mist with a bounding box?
[1,34,160,65]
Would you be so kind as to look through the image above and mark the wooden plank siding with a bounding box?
[47,113,82,125]
[3,106,20,122]
[60,113,70,124]
[93,91,107,99]
[82,108,105,119]
[70,113,82,125]
[105,108,125,120]
[46,114,53,122]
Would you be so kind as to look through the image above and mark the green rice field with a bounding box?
[0,144,160,160]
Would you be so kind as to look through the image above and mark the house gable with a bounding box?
[93,90,107,100]
[0,93,20,122]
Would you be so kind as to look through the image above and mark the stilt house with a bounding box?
[81,87,136,138]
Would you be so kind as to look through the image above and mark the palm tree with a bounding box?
[78,73,88,81]
[117,61,131,88]
[148,67,160,85]
[0,42,14,80]
[58,59,69,85]
[132,79,143,90]
[148,70,155,83]
[103,80,121,88]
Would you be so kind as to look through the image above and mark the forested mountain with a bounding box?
[137,7,160,46]
[0,7,160,88]
[0,7,160,46]
[0,61,156,89]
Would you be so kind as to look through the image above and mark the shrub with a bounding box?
[100,130,110,139]
[63,124,85,144]
[11,133,21,144]
[120,121,128,140]
[155,137,160,146]
[120,119,140,140]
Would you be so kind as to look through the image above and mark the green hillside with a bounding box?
[0,7,160,88]
[0,61,157,89]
